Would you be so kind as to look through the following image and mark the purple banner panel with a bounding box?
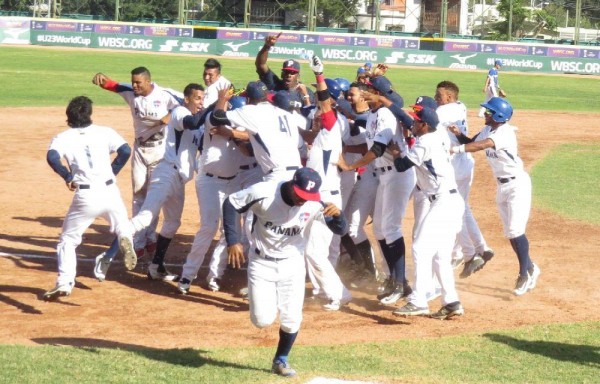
[276,33,302,44]
[252,31,268,40]
[217,29,251,40]
[44,21,78,32]
[369,37,395,48]
[352,36,370,46]
[401,39,419,49]
[95,24,127,34]
[530,46,547,56]
[496,44,529,55]
[142,25,190,37]
[30,20,46,30]
[548,46,580,58]
[479,43,497,53]
[580,48,599,59]
[303,34,318,44]
[126,25,145,35]
[444,41,479,52]
[319,35,351,46]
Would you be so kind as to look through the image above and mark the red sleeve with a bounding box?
[101,79,119,92]
[320,109,337,131]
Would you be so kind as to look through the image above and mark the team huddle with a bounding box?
[43,33,540,377]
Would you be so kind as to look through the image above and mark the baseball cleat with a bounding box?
[393,302,430,317]
[271,360,296,377]
[178,278,192,295]
[207,277,221,292]
[43,284,72,301]
[459,255,484,279]
[481,248,495,263]
[147,263,179,282]
[430,301,464,320]
[322,294,352,311]
[94,253,111,282]
[119,237,137,271]
[379,282,412,305]
[528,263,541,291]
[513,274,531,296]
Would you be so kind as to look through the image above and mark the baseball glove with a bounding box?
[499,88,508,98]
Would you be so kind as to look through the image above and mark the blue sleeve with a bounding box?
[387,91,404,107]
[210,108,231,127]
[393,156,415,172]
[387,102,413,129]
[324,212,348,235]
[184,104,214,131]
[223,197,242,246]
[111,143,131,175]
[258,69,279,90]
[46,149,73,183]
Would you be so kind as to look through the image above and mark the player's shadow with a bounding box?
[31,337,269,372]
[338,297,410,325]
[484,334,600,367]
[456,281,514,300]
[0,285,45,314]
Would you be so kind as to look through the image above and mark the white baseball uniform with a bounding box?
[437,101,489,259]
[130,105,200,240]
[181,112,241,283]
[204,75,231,108]
[403,130,464,309]
[48,124,134,289]
[473,123,531,239]
[102,81,183,250]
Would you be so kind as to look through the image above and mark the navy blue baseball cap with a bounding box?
[494,59,503,66]
[245,81,268,100]
[292,167,321,201]
[282,59,300,73]
[273,90,301,111]
[409,107,439,129]
[367,76,393,94]
[411,96,438,111]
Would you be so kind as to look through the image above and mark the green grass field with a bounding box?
[0,46,599,111]
[1,45,599,383]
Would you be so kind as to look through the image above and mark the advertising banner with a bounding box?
[0,17,29,44]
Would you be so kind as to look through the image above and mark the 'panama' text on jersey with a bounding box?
[264,222,302,236]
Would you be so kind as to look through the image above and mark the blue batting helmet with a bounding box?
[334,77,350,93]
[229,96,246,110]
[324,78,342,100]
[481,97,513,123]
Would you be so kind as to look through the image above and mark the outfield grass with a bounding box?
[1,46,599,111]
[1,322,598,383]
[531,144,600,225]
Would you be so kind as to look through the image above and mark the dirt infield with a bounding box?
[1,106,599,350]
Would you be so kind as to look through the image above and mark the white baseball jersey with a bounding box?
[228,180,324,259]
[436,101,473,180]
[49,124,125,185]
[306,111,347,192]
[204,75,231,107]
[474,123,525,178]
[365,107,402,169]
[162,105,201,183]
[226,102,302,174]
[116,83,183,141]
[200,112,241,178]
[405,132,457,196]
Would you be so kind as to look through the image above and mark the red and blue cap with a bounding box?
[411,96,438,111]
[245,81,268,100]
[282,59,301,73]
[292,167,321,202]
[409,107,439,129]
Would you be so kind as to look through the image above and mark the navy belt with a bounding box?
[78,179,114,189]
[377,166,393,173]
[497,177,516,184]
[268,166,299,174]
[330,190,340,195]
[428,189,457,202]
[206,173,236,180]
[254,247,286,262]
[240,162,258,170]
[357,172,377,181]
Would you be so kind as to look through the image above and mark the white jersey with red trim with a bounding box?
[226,102,302,174]
[48,124,125,186]
[474,123,525,179]
[365,106,401,168]
[117,83,183,142]
[228,180,324,259]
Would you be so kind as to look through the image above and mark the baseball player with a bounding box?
[177,91,246,294]
[434,81,494,275]
[390,107,465,319]
[478,59,502,118]
[450,97,540,296]
[44,96,136,301]
[92,67,183,259]
[255,32,315,104]
[202,58,231,107]
[302,57,352,311]
[338,76,416,306]
[223,167,347,377]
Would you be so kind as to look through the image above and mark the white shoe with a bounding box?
[513,274,530,296]
[147,263,179,282]
[207,277,221,292]
[43,284,72,301]
[94,253,111,282]
[178,278,191,294]
[119,237,137,271]
[322,294,351,311]
[528,263,541,291]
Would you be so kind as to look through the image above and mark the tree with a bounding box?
[284,0,362,27]
[490,0,531,40]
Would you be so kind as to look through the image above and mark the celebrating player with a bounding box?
[449,97,541,296]
[44,96,136,301]
[223,167,347,377]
